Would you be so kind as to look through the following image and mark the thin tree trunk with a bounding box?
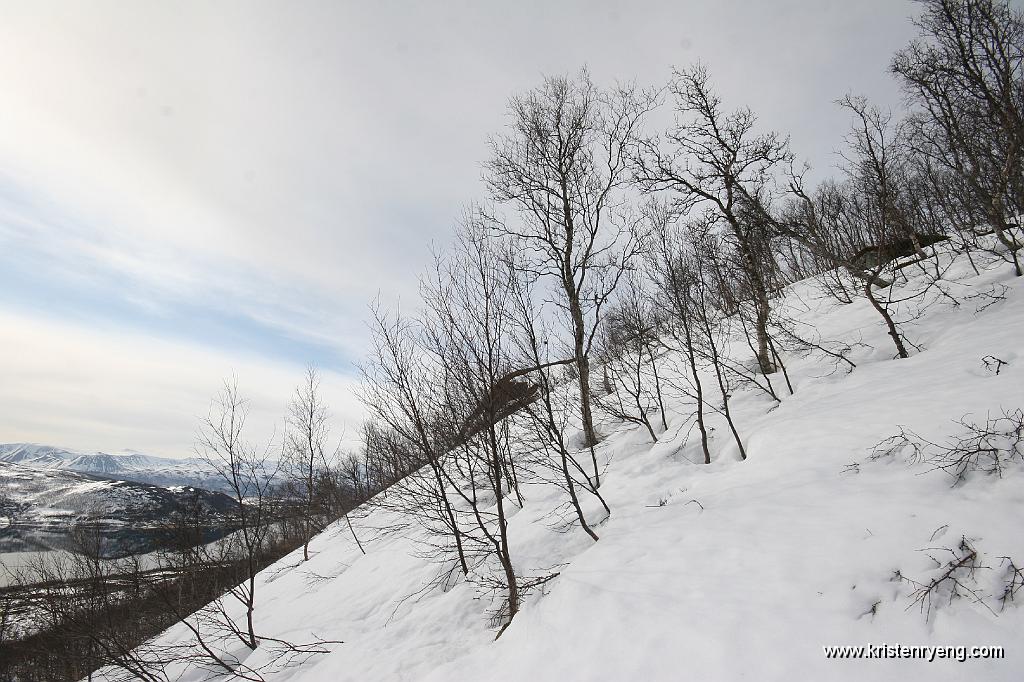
[245,574,257,649]
[345,514,365,555]
[427,459,469,575]
[492,446,519,625]
[734,232,776,374]
[767,335,794,395]
[560,443,599,541]
[992,218,1022,276]
[699,312,747,461]
[646,340,669,431]
[864,278,909,359]
[683,318,712,464]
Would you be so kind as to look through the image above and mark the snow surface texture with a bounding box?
[117,252,1024,681]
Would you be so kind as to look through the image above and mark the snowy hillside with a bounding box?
[0,444,232,493]
[0,461,236,555]
[117,252,1023,681]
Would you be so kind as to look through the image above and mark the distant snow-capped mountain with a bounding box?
[0,443,230,493]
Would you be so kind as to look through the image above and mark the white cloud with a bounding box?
[0,0,924,452]
[0,0,918,308]
[0,308,365,458]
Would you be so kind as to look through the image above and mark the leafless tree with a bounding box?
[593,274,667,443]
[642,208,751,461]
[688,228,749,460]
[636,64,791,375]
[284,367,330,562]
[509,262,609,541]
[485,71,654,482]
[842,96,920,358]
[196,378,281,651]
[893,0,1024,275]
[359,419,412,498]
[148,496,340,681]
[360,210,572,631]
[360,304,472,578]
[283,367,363,559]
[790,96,950,360]
[645,203,713,463]
[3,528,174,682]
[418,212,530,632]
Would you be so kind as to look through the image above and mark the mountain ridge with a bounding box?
[0,443,229,493]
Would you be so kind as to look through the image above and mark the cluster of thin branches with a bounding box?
[869,408,1024,485]
[893,535,1024,622]
[895,536,989,622]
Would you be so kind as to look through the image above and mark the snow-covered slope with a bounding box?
[127,253,1024,681]
[0,461,236,555]
[0,444,230,492]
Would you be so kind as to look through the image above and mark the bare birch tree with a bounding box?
[636,64,791,376]
[284,367,329,562]
[893,0,1024,275]
[485,71,653,484]
[196,378,281,651]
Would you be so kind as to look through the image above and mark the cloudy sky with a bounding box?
[0,0,921,458]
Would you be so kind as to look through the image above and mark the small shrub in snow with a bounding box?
[893,535,1024,623]
[869,409,1024,485]
[896,536,989,622]
[930,410,1024,483]
[981,354,1010,375]
[868,427,927,466]
[997,557,1024,610]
